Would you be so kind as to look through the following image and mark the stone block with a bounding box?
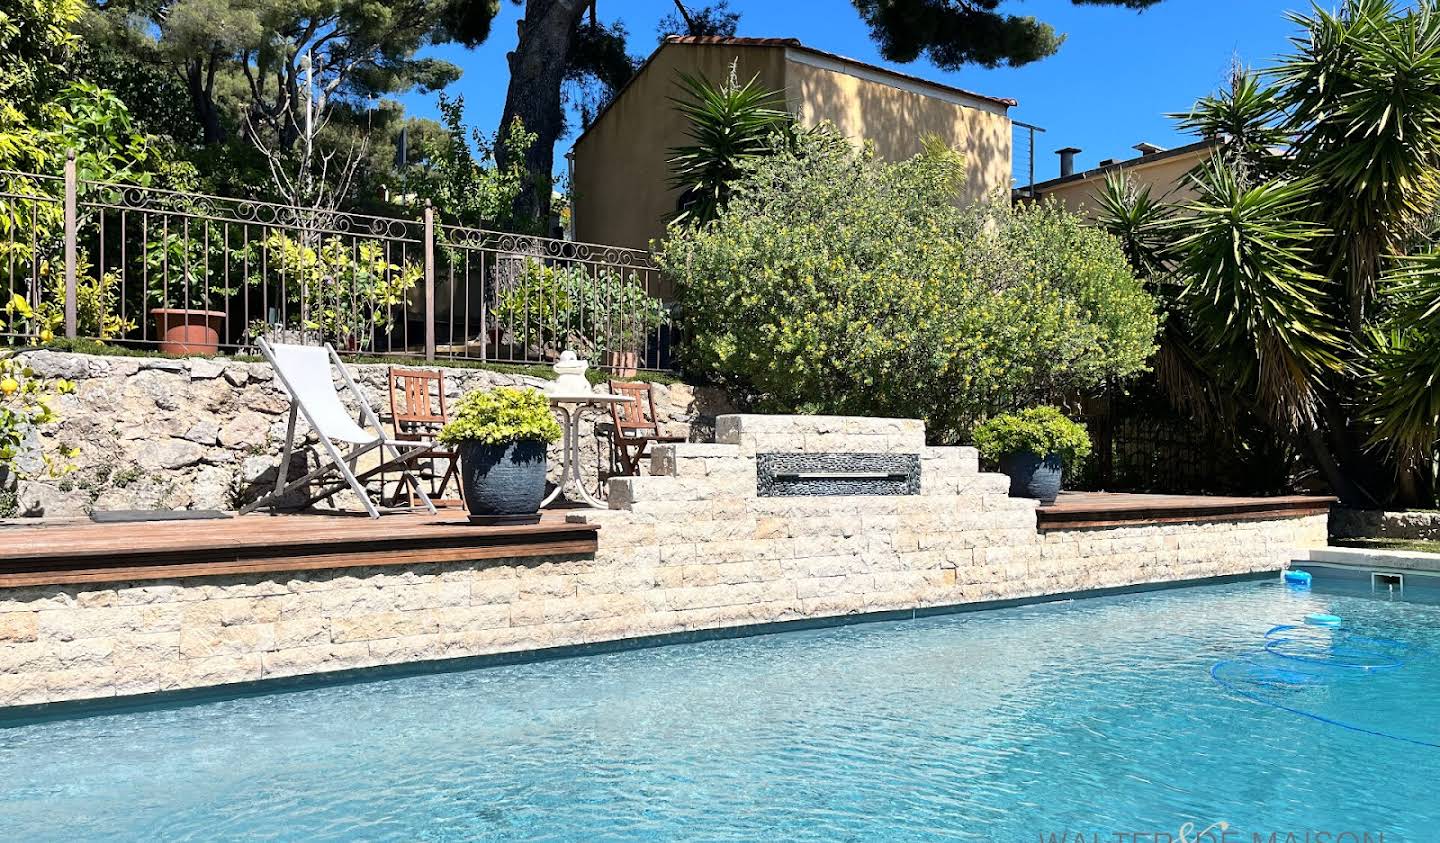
[0,672,49,707]
[131,437,205,471]
[219,411,272,449]
[0,612,39,643]
[430,605,511,634]
[112,631,181,665]
[179,622,277,657]
[166,653,264,689]
[273,617,331,649]
[330,611,438,643]
[44,667,118,701]
[260,643,369,679]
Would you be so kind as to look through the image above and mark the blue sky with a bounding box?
[399,0,1306,184]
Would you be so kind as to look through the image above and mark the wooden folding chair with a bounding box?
[605,381,686,476]
[387,367,463,506]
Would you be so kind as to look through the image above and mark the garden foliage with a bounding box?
[1097,0,1440,506]
[438,387,563,446]
[495,259,667,359]
[971,406,1092,466]
[659,130,1157,442]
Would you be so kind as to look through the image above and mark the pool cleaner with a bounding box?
[1283,569,1312,587]
[1304,613,1342,627]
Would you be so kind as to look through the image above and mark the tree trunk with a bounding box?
[496,0,589,231]
[184,56,227,145]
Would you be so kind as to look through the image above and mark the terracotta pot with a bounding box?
[151,308,225,356]
[605,350,639,378]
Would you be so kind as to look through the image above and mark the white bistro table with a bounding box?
[542,392,633,509]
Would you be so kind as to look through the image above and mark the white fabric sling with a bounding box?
[267,343,377,445]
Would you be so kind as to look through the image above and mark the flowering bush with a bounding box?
[657,129,1157,442]
[256,234,421,350]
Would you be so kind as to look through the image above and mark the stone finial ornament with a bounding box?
[549,350,592,395]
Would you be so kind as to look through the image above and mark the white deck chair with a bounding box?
[239,340,438,519]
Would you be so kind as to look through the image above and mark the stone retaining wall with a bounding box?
[1329,507,1440,541]
[8,350,730,518]
[0,414,1328,709]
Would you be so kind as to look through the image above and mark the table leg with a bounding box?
[540,403,612,510]
[569,405,608,509]
[540,404,575,508]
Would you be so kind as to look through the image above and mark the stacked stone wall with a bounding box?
[0,414,1327,708]
[7,350,729,517]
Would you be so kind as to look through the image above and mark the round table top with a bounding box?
[546,392,634,405]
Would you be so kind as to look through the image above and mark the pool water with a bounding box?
[3,577,1438,841]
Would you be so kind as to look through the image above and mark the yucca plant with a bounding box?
[666,63,794,227]
[1169,162,1346,431]
[1096,0,1440,506]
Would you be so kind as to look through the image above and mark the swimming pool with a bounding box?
[2,577,1436,841]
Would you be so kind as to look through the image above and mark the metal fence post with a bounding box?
[423,201,435,361]
[63,151,78,339]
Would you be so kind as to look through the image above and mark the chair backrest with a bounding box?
[264,341,374,444]
[608,380,660,436]
[389,368,448,435]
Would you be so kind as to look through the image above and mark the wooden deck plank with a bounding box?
[0,510,599,588]
[1036,492,1334,531]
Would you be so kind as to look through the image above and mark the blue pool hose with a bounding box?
[1211,623,1440,750]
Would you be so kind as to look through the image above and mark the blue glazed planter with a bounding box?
[457,440,548,525]
[997,451,1064,504]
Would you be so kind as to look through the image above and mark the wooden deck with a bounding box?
[1036,492,1335,531]
[0,510,599,588]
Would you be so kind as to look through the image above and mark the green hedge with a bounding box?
[657,130,1158,442]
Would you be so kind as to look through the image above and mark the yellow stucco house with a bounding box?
[569,35,1017,252]
[1024,139,1219,215]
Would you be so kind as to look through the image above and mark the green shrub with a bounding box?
[495,259,667,358]
[972,406,1092,466]
[437,387,562,446]
[657,129,1158,442]
[253,234,421,350]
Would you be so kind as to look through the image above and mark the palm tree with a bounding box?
[666,63,793,226]
[1098,0,1440,506]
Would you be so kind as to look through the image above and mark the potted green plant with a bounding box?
[145,223,236,356]
[972,406,1091,505]
[437,387,562,524]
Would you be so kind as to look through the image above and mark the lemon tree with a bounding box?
[0,348,76,477]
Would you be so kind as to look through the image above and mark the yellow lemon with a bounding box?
[38,329,53,343]
[0,378,17,396]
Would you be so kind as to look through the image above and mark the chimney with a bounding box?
[1056,147,1081,178]
[1133,142,1165,156]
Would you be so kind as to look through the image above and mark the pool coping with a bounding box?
[0,569,1282,727]
[1299,546,1440,576]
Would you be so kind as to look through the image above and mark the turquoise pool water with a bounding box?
[2,577,1438,841]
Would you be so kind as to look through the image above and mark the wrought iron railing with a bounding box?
[0,156,673,371]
